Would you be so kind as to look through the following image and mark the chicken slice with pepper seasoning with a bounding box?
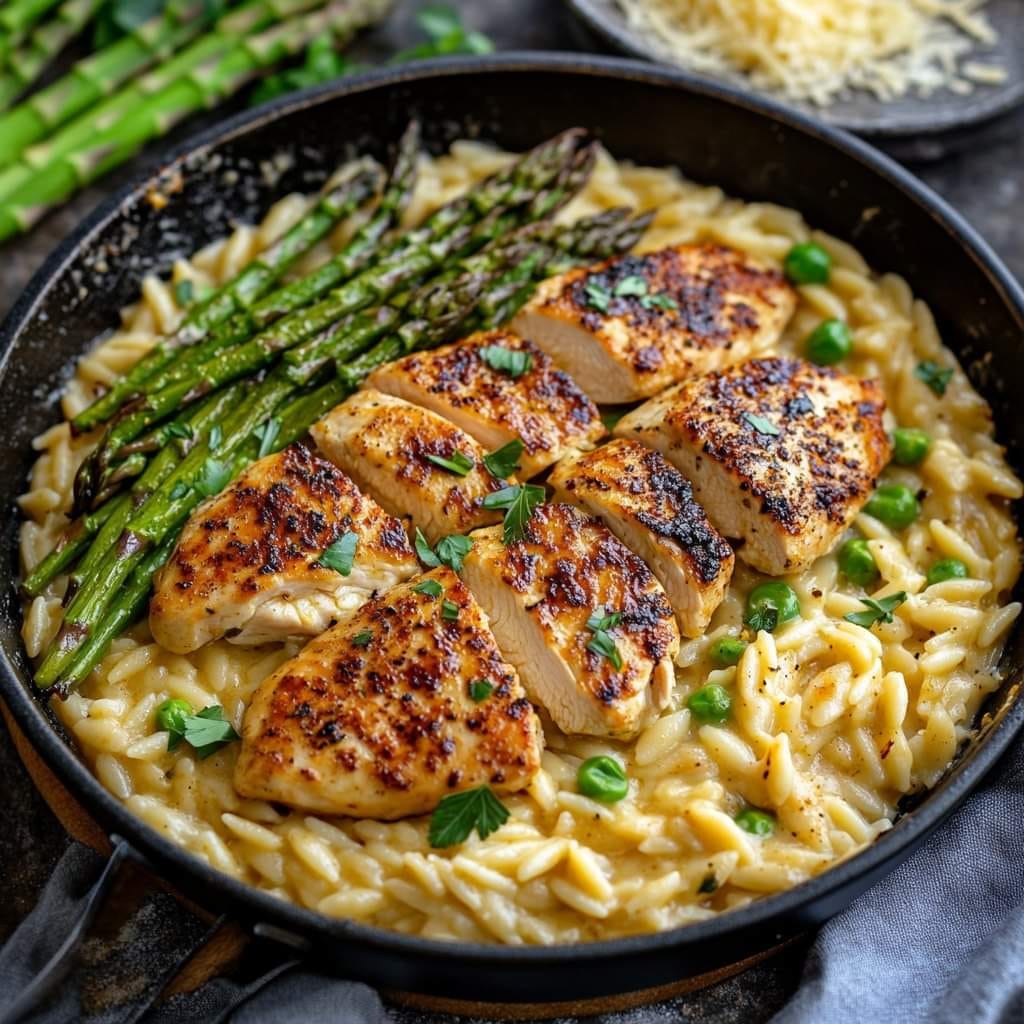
[462,502,679,739]
[310,389,514,543]
[550,439,734,638]
[510,243,797,403]
[149,444,418,653]
[234,567,543,819]
[366,329,605,478]
[614,357,891,575]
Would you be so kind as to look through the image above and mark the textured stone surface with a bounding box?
[0,0,1020,1020]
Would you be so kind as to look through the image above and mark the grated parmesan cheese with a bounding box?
[614,0,1004,106]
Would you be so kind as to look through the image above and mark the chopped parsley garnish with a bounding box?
[168,705,239,759]
[352,630,373,648]
[165,422,193,441]
[742,412,780,437]
[641,291,679,311]
[174,279,195,307]
[469,679,494,702]
[844,592,907,629]
[441,599,460,621]
[585,605,623,670]
[425,450,475,476]
[478,345,533,378]
[208,424,223,451]
[583,278,611,313]
[483,438,523,479]
[614,274,647,298]
[169,481,191,501]
[255,416,281,459]
[428,785,509,848]
[482,483,545,544]
[415,529,472,572]
[194,458,231,498]
[915,360,954,396]
[746,605,778,633]
[319,531,358,576]
[414,578,444,599]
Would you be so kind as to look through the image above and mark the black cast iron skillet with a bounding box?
[1,55,1023,1006]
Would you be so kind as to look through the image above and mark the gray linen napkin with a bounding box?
[2,734,1021,1024]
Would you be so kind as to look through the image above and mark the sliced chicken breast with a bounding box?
[462,502,679,739]
[614,357,891,575]
[149,445,417,654]
[366,329,605,478]
[511,243,797,403]
[549,440,734,638]
[310,389,513,543]
[234,567,543,819]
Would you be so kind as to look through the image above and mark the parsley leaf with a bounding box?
[844,592,908,629]
[586,606,622,631]
[746,605,779,633]
[209,424,223,451]
[414,578,444,599]
[319,532,358,575]
[915,360,954,396]
[255,417,281,459]
[180,706,239,759]
[194,459,231,498]
[391,5,495,63]
[583,278,611,313]
[587,629,623,671]
[482,483,545,544]
[614,275,648,298]
[436,534,473,572]
[425,450,475,476]
[428,785,509,848]
[169,481,191,501]
[742,412,781,437]
[165,423,193,441]
[483,438,523,478]
[641,291,679,311]
[469,679,494,702]
[251,35,362,107]
[174,279,195,307]
[442,599,460,621]
[352,630,373,648]
[415,527,440,567]
[478,345,533,378]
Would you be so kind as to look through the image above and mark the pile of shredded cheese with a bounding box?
[615,0,1006,106]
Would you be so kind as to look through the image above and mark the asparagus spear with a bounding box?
[0,0,102,110]
[0,0,393,240]
[80,134,585,477]
[70,156,383,436]
[0,0,63,59]
[0,0,216,166]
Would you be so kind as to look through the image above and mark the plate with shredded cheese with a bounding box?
[566,0,1024,134]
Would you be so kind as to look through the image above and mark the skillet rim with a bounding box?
[2,52,1023,971]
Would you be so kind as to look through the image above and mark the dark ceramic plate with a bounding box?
[566,0,1024,136]
[1,55,1023,1006]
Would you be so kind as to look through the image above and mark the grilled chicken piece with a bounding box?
[614,358,891,575]
[366,329,605,478]
[549,440,734,638]
[310,389,513,543]
[462,503,679,739]
[149,445,417,653]
[511,243,797,403]
[234,568,543,819]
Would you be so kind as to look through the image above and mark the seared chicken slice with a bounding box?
[511,243,797,403]
[366,329,605,478]
[310,389,513,543]
[615,358,891,575]
[462,503,679,739]
[234,567,543,819]
[149,445,417,653]
[550,440,734,638]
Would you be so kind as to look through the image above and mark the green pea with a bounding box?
[709,636,748,667]
[744,582,801,633]
[735,807,776,836]
[577,756,629,803]
[892,427,931,466]
[838,538,879,588]
[784,242,831,285]
[926,558,969,586]
[864,484,920,529]
[805,319,852,365]
[155,698,192,735]
[688,684,732,723]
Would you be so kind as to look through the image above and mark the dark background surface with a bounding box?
[0,1,1022,1020]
